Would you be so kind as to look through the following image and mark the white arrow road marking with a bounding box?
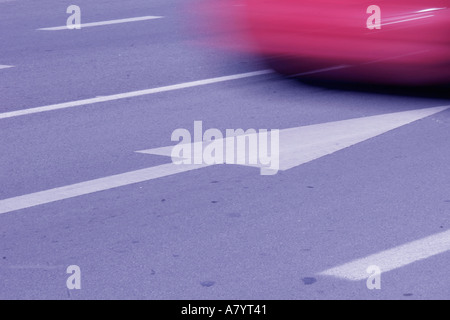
[0,106,447,215]
[37,16,163,31]
[0,65,13,70]
[138,106,450,172]
[0,70,273,120]
[319,229,450,281]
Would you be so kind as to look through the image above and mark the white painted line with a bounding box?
[38,15,163,31]
[0,106,447,215]
[0,163,210,215]
[319,229,450,281]
[0,70,273,120]
[0,65,13,70]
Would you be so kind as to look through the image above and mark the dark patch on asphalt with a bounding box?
[403,293,413,297]
[201,281,215,288]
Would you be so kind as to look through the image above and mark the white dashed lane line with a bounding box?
[0,65,13,70]
[0,65,387,120]
[319,229,450,281]
[0,70,273,120]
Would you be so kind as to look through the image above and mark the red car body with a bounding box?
[197,0,450,85]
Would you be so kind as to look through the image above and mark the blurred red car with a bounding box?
[197,0,450,85]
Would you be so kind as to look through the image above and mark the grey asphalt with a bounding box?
[0,0,449,300]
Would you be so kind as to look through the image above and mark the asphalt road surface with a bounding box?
[0,0,449,300]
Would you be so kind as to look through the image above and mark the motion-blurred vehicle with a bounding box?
[197,0,450,85]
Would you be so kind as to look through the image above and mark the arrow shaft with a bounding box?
[0,163,209,215]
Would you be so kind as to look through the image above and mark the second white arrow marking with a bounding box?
[0,106,447,215]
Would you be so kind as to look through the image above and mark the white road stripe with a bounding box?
[138,106,450,172]
[0,163,210,215]
[276,106,449,171]
[0,70,273,120]
[0,65,13,70]
[0,106,447,215]
[319,229,450,281]
[38,15,163,31]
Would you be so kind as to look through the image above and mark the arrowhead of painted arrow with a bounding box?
[137,106,449,174]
